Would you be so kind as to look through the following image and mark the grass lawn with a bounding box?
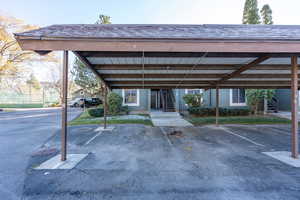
[0,104,43,108]
[69,110,153,126]
[186,115,291,126]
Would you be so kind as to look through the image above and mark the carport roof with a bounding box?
[14,24,300,40]
[14,24,300,89]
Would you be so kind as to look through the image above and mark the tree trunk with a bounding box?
[254,103,259,116]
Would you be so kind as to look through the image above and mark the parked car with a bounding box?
[79,98,102,108]
[69,98,84,107]
[90,98,102,106]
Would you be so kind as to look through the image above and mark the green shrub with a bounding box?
[183,93,204,107]
[87,108,104,117]
[108,92,123,115]
[246,89,275,115]
[121,105,129,114]
[188,107,250,117]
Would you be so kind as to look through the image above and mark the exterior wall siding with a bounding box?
[275,89,291,111]
[112,89,150,111]
[112,88,249,112]
[177,89,247,111]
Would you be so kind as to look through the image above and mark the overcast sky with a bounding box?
[1,0,299,81]
[2,0,300,26]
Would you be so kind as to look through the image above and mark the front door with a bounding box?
[151,89,161,110]
[151,89,175,111]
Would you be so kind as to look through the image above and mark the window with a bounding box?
[230,89,246,106]
[185,89,203,95]
[122,89,139,106]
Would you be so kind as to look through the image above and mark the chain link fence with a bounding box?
[0,90,59,107]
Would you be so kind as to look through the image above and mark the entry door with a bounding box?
[151,90,161,109]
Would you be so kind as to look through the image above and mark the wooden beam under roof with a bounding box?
[96,69,297,75]
[14,39,300,53]
[94,64,295,71]
[211,56,271,86]
[106,81,300,85]
[111,85,298,89]
[102,74,222,79]
[80,51,298,58]
[95,64,237,70]
[101,73,297,79]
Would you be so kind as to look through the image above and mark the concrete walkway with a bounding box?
[270,111,300,121]
[150,111,193,127]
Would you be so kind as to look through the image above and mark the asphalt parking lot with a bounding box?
[22,124,300,200]
[0,108,81,200]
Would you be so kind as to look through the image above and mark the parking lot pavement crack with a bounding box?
[159,127,173,147]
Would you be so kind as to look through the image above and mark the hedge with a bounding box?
[87,108,104,117]
[187,107,250,117]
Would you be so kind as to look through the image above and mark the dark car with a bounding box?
[90,98,102,106]
[80,98,102,108]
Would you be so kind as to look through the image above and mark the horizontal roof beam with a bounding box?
[14,39,300,53]
[107,81,300,85]
[80,51,297,58]
[111,86,296,89]
[101,73,296,79]
[97,69,297,75]
[94,64,294,70]
[102,74,222,79]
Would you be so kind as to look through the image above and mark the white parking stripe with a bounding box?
[84,131,103,145]
[220,127,265,147]
[0,113,56,120]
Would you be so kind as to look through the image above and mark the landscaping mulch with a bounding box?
[168,130,183,138]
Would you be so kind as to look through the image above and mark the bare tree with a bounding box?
[49,57,77,104]
[0,15,58,84]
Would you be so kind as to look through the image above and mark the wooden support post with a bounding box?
[263,98,268,115]
[104,85,107,129]
[61,51,68,161]
[216,86,219,126]
[291,56,299,159]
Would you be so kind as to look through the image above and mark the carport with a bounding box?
[14,24,300,161]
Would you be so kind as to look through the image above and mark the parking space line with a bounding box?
[240,125,291,136]
[266,126,291,136]
[84,131,103,145]
[0,113,56,120]
[221,127,265,147]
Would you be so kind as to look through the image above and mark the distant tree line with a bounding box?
[242,0,273,25]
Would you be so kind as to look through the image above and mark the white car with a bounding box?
[68,98,84,107]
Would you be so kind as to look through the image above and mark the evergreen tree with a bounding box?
[96,14,111,24]
[242,0,260,24]
[260,4,273,25]
[72,14,111,96]
[242,1,275,114]
[71,59,102,96]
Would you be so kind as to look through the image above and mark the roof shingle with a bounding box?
[15,24,300,40]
